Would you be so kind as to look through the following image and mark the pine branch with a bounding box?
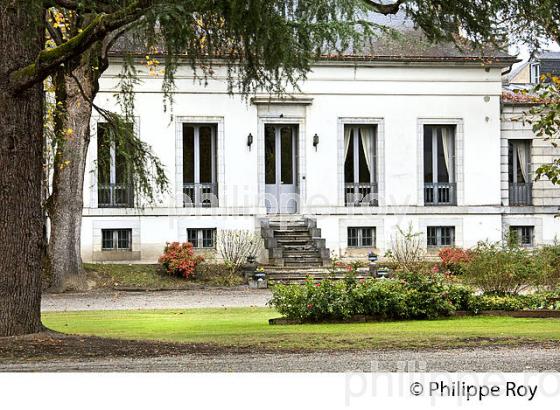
[9,0,152,94]
[362,0,407,15]
[44,0,116,13]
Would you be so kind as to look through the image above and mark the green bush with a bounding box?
[461,241,538,294]
[467,291,560,312]
[534,244,560,289]
[269,272,470,321]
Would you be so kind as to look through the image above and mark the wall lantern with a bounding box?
[313,133,319,151]
[247,133,254,150]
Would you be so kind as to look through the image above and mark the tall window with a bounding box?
[347,227,375,248]
[183,124,218,207]
[509,226,534,247]
[424,125,456,205]
[101,229,132,251]
[427,226,455,248]
[187,228,216,248]
[97,123,134,208]
[344,125,377,206]
[508,140,532,206]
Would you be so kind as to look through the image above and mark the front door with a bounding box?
[264,125,298,214]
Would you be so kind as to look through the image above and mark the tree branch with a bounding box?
[9,0,152,94]
[44,0,115,13]
[362,0,407,15]
[46,11,64,46]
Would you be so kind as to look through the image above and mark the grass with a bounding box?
[84,263,242,291]
[43,307,560,351]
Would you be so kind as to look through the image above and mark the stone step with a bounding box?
[273,229,311,235]
[276,237,313,243]
[274,235,313,242]
[282,250,321,257]
[282,245,318,251]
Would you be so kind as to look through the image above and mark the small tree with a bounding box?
[218,230,264,273]
[386,223,425,271]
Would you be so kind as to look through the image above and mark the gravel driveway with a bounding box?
[2,347,560,372]
[41,288,272,312]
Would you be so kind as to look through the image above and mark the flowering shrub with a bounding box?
[438,247,472,276]
[158,242,204,279]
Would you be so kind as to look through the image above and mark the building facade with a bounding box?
[81,52,560,264]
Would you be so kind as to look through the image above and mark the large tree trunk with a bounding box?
[47,63,96,292]
[0,2,45,335]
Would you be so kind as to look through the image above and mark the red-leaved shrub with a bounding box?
[158,242,204,279]
[438,247,472,275]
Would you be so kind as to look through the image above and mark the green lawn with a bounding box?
[42,307,560,350]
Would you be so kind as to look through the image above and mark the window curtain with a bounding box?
[344,126,352,160]
[516,142,529,183]
[440,127,454,182]
[360,126,374,179]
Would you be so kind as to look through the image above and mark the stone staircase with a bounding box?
[260,216,331,268]
[259,216,375,283]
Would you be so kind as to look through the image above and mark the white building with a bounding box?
[81,36,560,266]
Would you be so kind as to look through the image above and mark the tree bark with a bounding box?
[47,57,97,292]
[0,1,45,336]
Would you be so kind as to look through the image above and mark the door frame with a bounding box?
[264,124,298,214]
[257,116,306,215]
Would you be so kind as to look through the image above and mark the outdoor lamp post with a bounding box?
[368,251,378,277]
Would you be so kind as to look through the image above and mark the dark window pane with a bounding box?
[358,135,370,183]
[199,126,213,183]
[202,229,215,248]
[347,227,358,247]
[183,125,195,183]
[436,131,450,183]
[114,124,134,185]
[187,228,198,248]
[361,228,374,247]
[423,126,433,183]
[427,226,437,247]
[344,128,354,183]
[280,127,293,184]
[97,124,111,185]
[508,141,514,183]
[117,229,131,250]
[265,126,276,184]
[102,230,114,250]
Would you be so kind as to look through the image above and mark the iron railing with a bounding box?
[98,184,134,208]
[509,182,533,206]
[183,183,218,207]
[424,182,457,206]
[344,183,378,206]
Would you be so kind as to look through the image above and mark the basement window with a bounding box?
[187,228,216,249]
[101,229,132,251]
[509,226,534,247]
[427,226,455,248]
[347,227,375,248]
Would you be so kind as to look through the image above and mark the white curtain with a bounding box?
[517,143,529,183]
[344,126,352,160]
[440,127,454,182]
[360,126,374,179]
